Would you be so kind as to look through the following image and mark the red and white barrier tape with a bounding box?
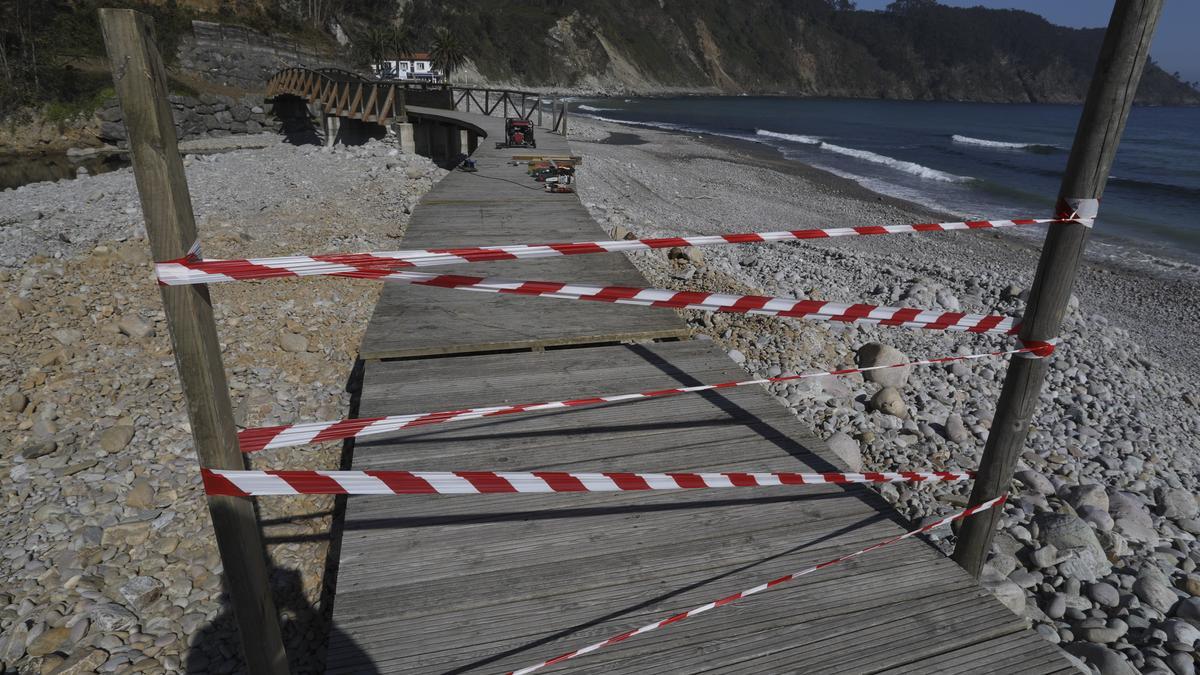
[200,468,973,496]
[1014,337,1060,360]
[507,494,1008,675]
[238,343,1056,452]
[257,267,1020,335]
[1058,198,1099,227]
[154,218,1076,285]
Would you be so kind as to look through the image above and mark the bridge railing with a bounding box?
[268,67,569,135]
[449,86,568,134]
[267,67,409,127]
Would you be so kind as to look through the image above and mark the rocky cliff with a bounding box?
[400,0,1200,105]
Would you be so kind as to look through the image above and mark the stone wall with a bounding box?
[95,94,274,146]
[178,21,346,91]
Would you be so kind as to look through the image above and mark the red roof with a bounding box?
[400,53,431,60]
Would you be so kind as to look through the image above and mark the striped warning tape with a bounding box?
[507,494,1008,675]
[154,218,1078,285]
[200,468,973,496]
[238,342,1055,452]
[259,267,1020,335]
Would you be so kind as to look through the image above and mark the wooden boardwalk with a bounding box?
[325,109,1074,673]
[360,106,687,359]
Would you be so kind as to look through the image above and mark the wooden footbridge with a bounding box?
[319,109,1076,673]
[98,1,1166,673]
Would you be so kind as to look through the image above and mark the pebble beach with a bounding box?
[569,117,1200,674]
[0,138,444,673]
[0,114,1197,675]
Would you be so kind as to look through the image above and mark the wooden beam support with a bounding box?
[952,0,1166,577]
[349,82,364,119]
[379,85,396,126]
[98,9,288,674]
[362,84,379,123]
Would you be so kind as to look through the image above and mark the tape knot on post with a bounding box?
[1055,198,1099,227]
[1015,338,1059,359]
[155,241,204,286]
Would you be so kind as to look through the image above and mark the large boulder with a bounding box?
[1033,512,1112,581]
[979,567,1025,616]
[1155,486,1199,520]
[1062,643,1138,675]
[1108,490,1159,545]
[1014,468,1054,496]
[855,343,911,388]
[869,387,908,418]
[1134,569,1179,614]
[1062,483,1109,512]
[825,432,861,472]
[1176,596,1200,626]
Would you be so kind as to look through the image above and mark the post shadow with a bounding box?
[189,359,373,673]
[185,563,378,674]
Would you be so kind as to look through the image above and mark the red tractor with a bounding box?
[496,118,536,149]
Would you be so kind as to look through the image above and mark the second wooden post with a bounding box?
[953,0,1166,577]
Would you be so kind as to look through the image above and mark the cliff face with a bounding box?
[398,0,1200,105]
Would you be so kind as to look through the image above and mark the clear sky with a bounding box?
[853,1,1200,85]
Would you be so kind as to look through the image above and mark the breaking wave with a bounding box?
[818,142,973,183]
[758,128,971,182]
[576,104,617,112]
[952,134,1058,153]
[755,129,822,144]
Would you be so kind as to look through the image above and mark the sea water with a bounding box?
[573,97,1200,267]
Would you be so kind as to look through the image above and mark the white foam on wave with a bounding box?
[576,112,694,132]
[755,129,822,145]
[575,112,759,143]
[952,134,1045,150]
[577,104,617,112]
[809,163,965,217]
[817,142,972,183]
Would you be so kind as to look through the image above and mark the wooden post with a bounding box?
[98,10,289,673]
[538,95,544,127]
[952,0,1166,577]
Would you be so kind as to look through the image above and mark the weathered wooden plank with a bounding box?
[358,106,680,359]
[328,342,1070,673]
[326,102,1070,673]
[331,560,972,664]
[872,629,1079,674]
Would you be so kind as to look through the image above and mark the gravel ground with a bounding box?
[570,118,1200,675]
[0,138,445,673]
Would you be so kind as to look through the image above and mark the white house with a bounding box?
[373,53,441,81]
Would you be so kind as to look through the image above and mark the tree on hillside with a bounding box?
[388,24,414,72]
[359,25,390,73]
[431,27,467,83]
[887,0,939,12]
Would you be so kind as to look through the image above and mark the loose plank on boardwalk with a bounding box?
[359,107,688,360]
[325,341,1072,673]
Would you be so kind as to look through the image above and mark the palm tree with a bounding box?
[431,27,467,84]
[388,24,414,77]
[359,26,390,75]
